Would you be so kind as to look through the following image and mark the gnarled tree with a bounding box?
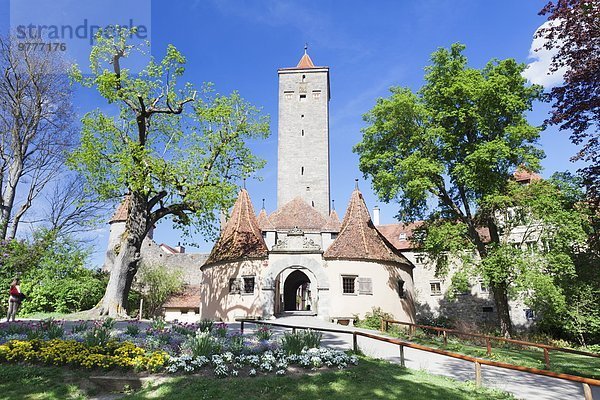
[69,29,269,317]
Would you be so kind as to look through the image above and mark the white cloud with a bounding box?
[522,20,569,88]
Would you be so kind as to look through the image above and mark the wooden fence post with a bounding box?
[353,332,358,352]
[486,337,492,356]
[240,321,245,334]
[399,345,405,367]
[380,319,385,332]
[443,330,447,346]
[544,348,550,369]
[385,320,389,332]
[474,361,482,387]
[583,383,593,400]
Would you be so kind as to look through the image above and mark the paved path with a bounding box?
[239,316,599,400]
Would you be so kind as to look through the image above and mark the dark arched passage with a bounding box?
[283,270,311,311]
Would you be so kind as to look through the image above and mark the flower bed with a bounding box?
[0,318,358,377]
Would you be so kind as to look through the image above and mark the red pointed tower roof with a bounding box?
[324,188,411,265]
[204,189,268,266]
[297,52,316,68]
[109,195,130,223]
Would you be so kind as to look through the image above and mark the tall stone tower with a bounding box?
[277,47,330,217]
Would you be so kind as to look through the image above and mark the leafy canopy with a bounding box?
[68,28,269,237]
[355,43,544,225]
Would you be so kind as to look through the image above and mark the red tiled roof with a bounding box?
[514,167,542,183]
[269,197,328,231]
[377,222,423,250]
[297,52,316,68]
[322,209,341,232]
[204,189,268,265]
[162,285,200,309]
[257,208,275,231]
[109,196,130,223]
[324,189,410,265]
[378,222,491,251]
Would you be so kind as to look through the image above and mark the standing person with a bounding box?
[6,278,22,322]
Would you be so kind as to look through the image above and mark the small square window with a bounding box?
[299,94,306,102]
[342,276,357,295]
[243,276,255,294]
[415,254,425,264]
[524,309,535,320]
[479,280,489,293]
[482,306,494,313]
[229,278,241,294]
[430,282,442,296]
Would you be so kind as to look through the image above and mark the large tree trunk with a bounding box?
[97,193,148,317]
[98,238,141,317]
[491,281,513,338]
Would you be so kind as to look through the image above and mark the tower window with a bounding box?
[301,114,304,118]
[301,166,304,175]
[306,186,310,191]
[302,74,306,82]
[312,90,321,99]
[284,91,293,100]
[301,129,304,136]
[299,94,306,102]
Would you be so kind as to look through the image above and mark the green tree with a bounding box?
[0,230,107,317]
[68,29,269,317]
[354,43,544,336]
[513,173,599,345]
[136,263,183,318]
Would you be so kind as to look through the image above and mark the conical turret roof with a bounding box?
[110,195,130,223]
[257,208,275,230]
[204,189,268,265]
[324,189,410,264]
[323,209,341,232]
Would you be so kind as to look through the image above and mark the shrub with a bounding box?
[125,324,141,336]
[355,307,393,331]
[280,329,322,355]
[38,318,64,340]
[227,332,246,355]
[84,325,112,347]
[137,263,183,318]
[255,326,273,341]
[214,323,228,338]
[0,339,168,372]
[183,331,222,357]
[198,319,214,333]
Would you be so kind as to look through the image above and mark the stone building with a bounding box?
[104,49,539,329]
[198,50,415,322]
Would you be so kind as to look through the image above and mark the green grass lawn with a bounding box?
[0,357,515,400]
[387,328,600,379]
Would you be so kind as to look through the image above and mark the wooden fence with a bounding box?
[240,319,599,400]
[382,319,600,370]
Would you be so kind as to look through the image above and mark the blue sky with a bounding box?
[1,1,583,266]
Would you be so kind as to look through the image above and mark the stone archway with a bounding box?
[261,256,330,319]
[283,270,311,311]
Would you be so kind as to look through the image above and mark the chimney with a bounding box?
[174,241,185,254]
[373,206,380,226]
